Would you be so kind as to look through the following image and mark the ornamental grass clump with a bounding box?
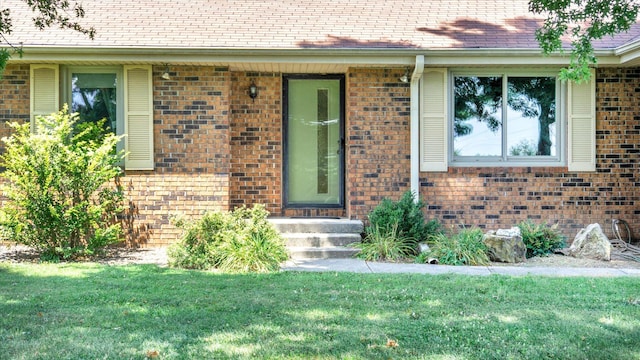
[517,220,566,258]
[424,227,490,266]
[0,106,125,260]
[366,190,442,256]
[353,223,415,262]
[168,204,288,273]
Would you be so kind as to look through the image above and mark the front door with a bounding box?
[283,75,345,208]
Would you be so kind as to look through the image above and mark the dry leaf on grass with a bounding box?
[386,339,399,348]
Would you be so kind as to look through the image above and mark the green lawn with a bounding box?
[1,263,639,359]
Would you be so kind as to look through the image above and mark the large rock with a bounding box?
[482,227,526,263]
[568,223,611,261]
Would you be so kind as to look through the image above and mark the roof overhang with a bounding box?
[615,39,640,66]
[4,46,625,71]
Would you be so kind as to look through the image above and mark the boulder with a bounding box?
[568,223,611,261]
[482,227,526,263]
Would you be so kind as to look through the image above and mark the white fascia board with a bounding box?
[5,46,623,67]
[6,46,420,66]
[615,40,640,65]
[422,49,621,67]
[615,38,640,54]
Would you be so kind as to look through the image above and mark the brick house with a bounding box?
[2,0,640,246]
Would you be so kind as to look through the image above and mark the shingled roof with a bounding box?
[5,0,640,50]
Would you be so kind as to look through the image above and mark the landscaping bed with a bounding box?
[2,244,640,269]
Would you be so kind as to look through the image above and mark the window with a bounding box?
[70,70,120,134]
[64,66,125,155]
[31,64,154,170]
[451,71,560,165]
[420,68,595,172]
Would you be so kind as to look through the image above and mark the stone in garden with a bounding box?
[417,243,439,264]
[568,223,611,261]
[418,243,430,253]
[482,227,526,263]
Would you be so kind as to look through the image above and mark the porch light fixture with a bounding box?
[249,80,258,100]
[399,68,410,83]
[161,64,171,80]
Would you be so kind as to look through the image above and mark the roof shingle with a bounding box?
[4,0,639,50]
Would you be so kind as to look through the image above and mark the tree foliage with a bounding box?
[529,0,640,82]
[0,0,95,75]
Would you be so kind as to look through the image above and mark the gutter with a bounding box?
[410,55,425,200]
[614,39,640,65]
[5,45,621,66]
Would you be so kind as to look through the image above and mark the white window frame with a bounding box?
[449,69,566,167]
[61,66,125,152]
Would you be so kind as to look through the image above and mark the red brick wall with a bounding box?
[0,65,29,157]
[229,72,283,214]
[347,68,412,220]
[419,67,640,240]
[122,65,232,245]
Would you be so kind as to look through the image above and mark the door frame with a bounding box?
[282,73,345,209]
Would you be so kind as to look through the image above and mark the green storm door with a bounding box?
[284,75,344,208]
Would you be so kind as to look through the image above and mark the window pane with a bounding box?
[453,76,502,156]
[507,77,556,156]
[71,73,117,133]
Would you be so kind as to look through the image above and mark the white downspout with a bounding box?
[410,55,425,199]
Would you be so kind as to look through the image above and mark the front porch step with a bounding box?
[281,233,362,248]
[269,218,364,234]
[269,218,364,260]
[287,246,361,259]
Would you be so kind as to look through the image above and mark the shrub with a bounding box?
[353,224,415,262]
[0,106,125,260]
[424,227,490,266]
[367,190,441,255]
[168,204,288,273]
[517,220,566,258]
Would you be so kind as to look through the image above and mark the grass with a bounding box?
[1,263,639,359]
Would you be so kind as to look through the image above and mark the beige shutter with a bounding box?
[420,69,448,172]
[567,70,596,172]
[30,64,59,128]
[123,65,154,170]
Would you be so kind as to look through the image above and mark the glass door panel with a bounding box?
[285,76,344,207]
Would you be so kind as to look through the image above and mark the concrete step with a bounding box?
[269,218,364,234]
[287,246,361,260]
[269,218,364,260]
[282,233,362,248]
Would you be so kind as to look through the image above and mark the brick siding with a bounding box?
[2,64,640,245]
[123,66,232,245]
[229,72,283,214]
[0,65,29,163]
[347,68,412,220]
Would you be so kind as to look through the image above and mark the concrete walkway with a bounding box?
[282,258,640,277]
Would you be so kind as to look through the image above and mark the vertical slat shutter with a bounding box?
[124,65,154,170]
[30,64,59,128]
[421,69,448,172]
[567,70,596,172]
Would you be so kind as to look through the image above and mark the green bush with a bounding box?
[517,220,566,258]
[353,224,414,262]
[424,227,490,266]
[0,106,125,260]
[367,190,441,255]
[168,204,288,273]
